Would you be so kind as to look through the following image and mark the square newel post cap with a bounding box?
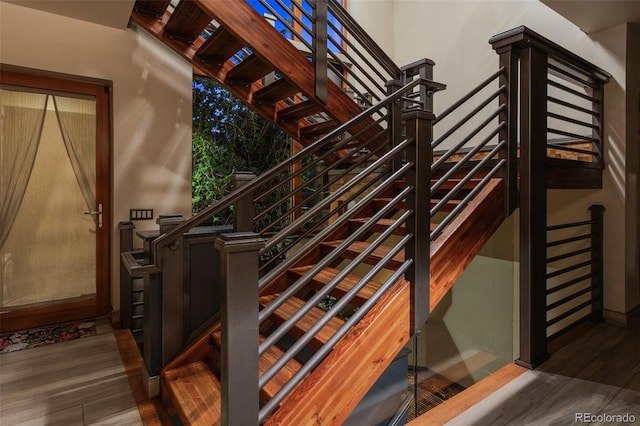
[214,232,265,253]
[402,109,436,121]
[232,171,257,185]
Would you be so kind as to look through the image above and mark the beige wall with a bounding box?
[350,0,635,316]
[0,2,193,312]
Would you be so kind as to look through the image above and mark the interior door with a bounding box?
[0,69,110,332]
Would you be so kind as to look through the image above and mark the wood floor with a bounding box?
[3,319,638,426]
[0,319,142,425]
[412,322,640,425]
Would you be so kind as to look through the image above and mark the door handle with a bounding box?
[84,203,103,228]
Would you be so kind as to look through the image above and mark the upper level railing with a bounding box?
[491,26,610,369]
[251,0,401,107]
[490,26,611,170]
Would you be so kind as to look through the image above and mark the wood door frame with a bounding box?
[0,65,112,332]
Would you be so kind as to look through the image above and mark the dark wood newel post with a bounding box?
[590,204,605,320]
[232,172,256,232]
[404,109,434,334]
[215,232,265,426]
[517,44,550,369]
[119,221,135,330]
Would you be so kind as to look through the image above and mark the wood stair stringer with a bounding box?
[429,178,506,311]
[264,278,411,426]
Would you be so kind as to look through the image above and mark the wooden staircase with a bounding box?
[159,176,506,425]
[130,0,382,145]
[128,1,510,424]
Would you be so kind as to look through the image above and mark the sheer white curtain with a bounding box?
[0,89,48,250]
[53,96,96,216]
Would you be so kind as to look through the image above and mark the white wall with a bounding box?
[0,2,193,312]
[350,0,632,316]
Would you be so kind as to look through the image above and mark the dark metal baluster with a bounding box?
[590,204,605,320]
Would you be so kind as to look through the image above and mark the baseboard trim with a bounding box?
[604,305,640,327]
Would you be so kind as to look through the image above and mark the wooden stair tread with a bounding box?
[372,198,461,212]
[288,265,381,306]
[197,27,245,66]
[432,178,483,191]
[133,0,171,18]
[259,294,345,350]
[209,331,302,402]
[164,361,221,426]
[226,54,274,85]
[320,240,405,268]
[278,99,324,121]
[253,78,299,104]
[164,1,212,44]
[299,119,340,139]
[347,217,438,234]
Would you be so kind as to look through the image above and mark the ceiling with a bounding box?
[2,0,135,29]
[4,0,639,35]
[541,0,640,33]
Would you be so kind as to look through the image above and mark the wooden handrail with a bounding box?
[489,26,611,83]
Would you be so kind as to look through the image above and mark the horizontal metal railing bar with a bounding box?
[326,19,390,84]
[547,96,599,116]
[253,114,387,208]
[547,112,599,130]
[547,61,597,89]
[547,232,594,247]
[324,41,387,101]
[546,285,593,311]
[325,46,386,102]
[431,140,504,216]
[255,132,387,231]
[259,180,411,323]
[546,246,594,264]
[546,272,593,295]
[546,311,594,342]
[259,256,412,421]
[258,142,385,229]
[151,79,425,256]
[328,0,401,78]
[258,161,413,289]
[431,126,504,186]
[547,128,599,144]
[434,67,505,125]
[262,140,408,253]
[547,219,594,231]
[546,299,592,327]
[431,157,505,240]
[547,79,599,104]
[432,86,506,150]
[288,0,315,23]
[431,106,505,173]
[257,0,314,52]
[545,259,594,279]
[258,169,392,273]
[259,210,411,383]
